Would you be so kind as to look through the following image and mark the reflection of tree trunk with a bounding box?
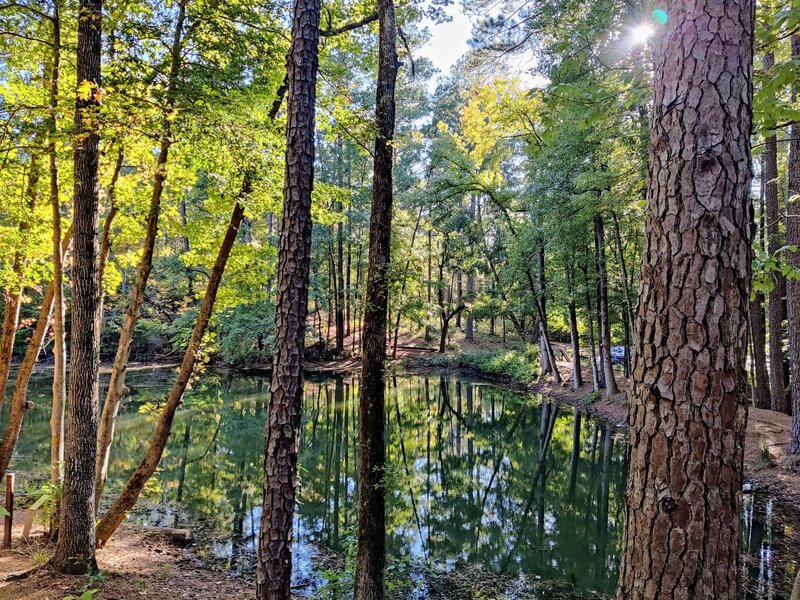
[391,385,426,559]
[332,377,344,547]
[176,425,191,504]
[501,403,558,571]
[568,407,582,498]
[597,426,613,588]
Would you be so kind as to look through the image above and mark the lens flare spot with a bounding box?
[652,9,668,25]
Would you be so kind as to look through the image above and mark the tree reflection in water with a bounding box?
[4,370,800,598]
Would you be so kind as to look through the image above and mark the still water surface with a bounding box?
[3,368,798,598]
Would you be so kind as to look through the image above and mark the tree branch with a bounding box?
[320,13,377,37]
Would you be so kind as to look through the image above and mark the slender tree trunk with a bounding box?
[610,210,634,376]
[95,0,188,507]
[617,2,753,598]
[391,207,422,358]
[0,154,41,407]
[256,1,321,595]
[567,266,582,390]
[752,155,771,408]
[51,0,103,573]
[0,227,72,483]
[96,193,247,546]
[594,214,618,396]
[355,0,397,596]
[425,228,432,342]
[763,50,787,414]
[346,211,352,338]
[466,199,476,341]
[538,245,550,374]
[582,266,600,391]
[335,138,345,353]
[788,34,800,452]
[46,2,66,495]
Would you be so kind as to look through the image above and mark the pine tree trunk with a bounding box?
[617,2,754,597]
[95,0,188,507]
[594,214,618,396]
[788,34,800,452]
[354,0,397,596]
[51,0,103,573]
[96,194,247,546]
[256,0,321,595]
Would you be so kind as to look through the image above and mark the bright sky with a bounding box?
[418,5,473,77]
[419,5,548,89]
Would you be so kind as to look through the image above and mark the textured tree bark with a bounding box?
[617,2,754,598]
[788,34,800,453]
[764,49,787,414]
[96,194,247,546]
[95,0,188,508]
[594,214,618,396]
[0,227,72,483]
[256,0,320,596]
[0,152,41,409]
[50,0,103,574]
[354,0,397,596]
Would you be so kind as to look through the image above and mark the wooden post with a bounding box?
[3,473,14,548]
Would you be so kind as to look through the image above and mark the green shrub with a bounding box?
[413,347,540,384]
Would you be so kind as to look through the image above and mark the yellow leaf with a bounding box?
[76,79,94,101]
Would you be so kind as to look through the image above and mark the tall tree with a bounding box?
[751,157,771,409]
[47,0,66,499]
[788,33,800,452]
[594,214,618,396]
[256,0,321,597]
[50,0,103,574]
[95,186,248,546]
[763,47,787,414]
[617,1,754,598]
[355,0,398,597]
[95,0,189,506]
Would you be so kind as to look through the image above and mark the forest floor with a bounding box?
[0,513,252,599]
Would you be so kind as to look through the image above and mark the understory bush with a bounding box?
[413,347,540,384]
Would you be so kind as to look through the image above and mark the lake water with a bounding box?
[2,368,799,598]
